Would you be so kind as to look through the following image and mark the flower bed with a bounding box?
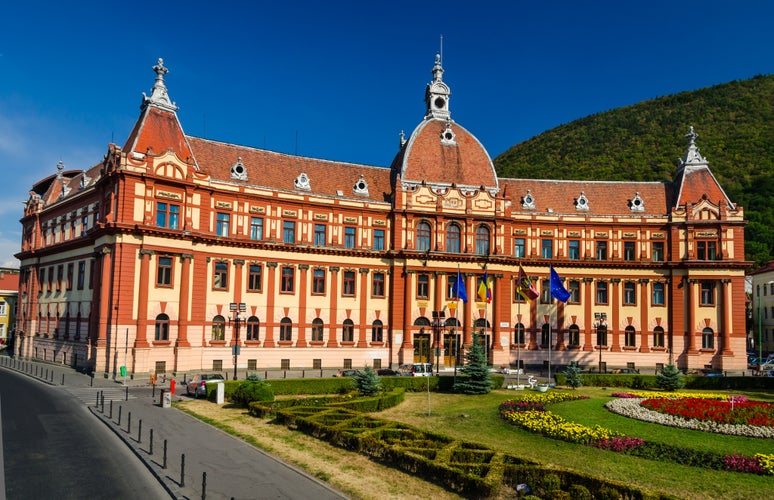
[641,397,774,427]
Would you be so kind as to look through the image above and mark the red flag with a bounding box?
[516,264,539,301]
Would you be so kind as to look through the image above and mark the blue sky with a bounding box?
[1,1,773,268]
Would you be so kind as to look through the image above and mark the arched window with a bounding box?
[473,318,489,333]
[475,225,490,256]
[624,325,636,347]
[416,221,431,252]
[514,323,526,344]
[311,318,324,342]
[279,317,293,342]
[155,313,169,341]
[653,326,665,347]
[371,319,383,343]
[414,317,431,327]
[446,223,461,253]
[211,315,225,341]
[541,323,550,346]
[246,316,260,341]
[567,324,580,346]
[702,327,714,350]
[342,319,355,342]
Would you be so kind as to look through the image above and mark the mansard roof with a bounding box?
[188,137,392,203]
[672,126,734,210]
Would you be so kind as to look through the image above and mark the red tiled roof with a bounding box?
[673,166,733,209]
[187,137,392,203]
[397,119,497,188]
[123,107,194,164]
[500,178,673,216]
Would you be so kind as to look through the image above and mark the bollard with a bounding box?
[109,400,113,419]
[264,370,268,380]
[101,393,105,413]
[149,428,154,455]
[118,406,122,426]
[51,371,54,383]
[128,411,132,433]
[202,471,207,500]
[302,369,305,378]
[152,383,156,399]
[163,439,168,469]
[35,366,38,377]
[180,453,186,487]
[45,368,49,379]
[284,370,287,379]
[125,386,129,401]
[320,369,323,378]
[138,419,142,443]
[90,375,93,387]
[95,392,100,407]
[61,373,64,385]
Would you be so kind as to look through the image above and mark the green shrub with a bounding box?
[656,363,684,391]
[353,366,382,396]
[542,472,562,497]
[231,380,274,407]
[568,484,592,500]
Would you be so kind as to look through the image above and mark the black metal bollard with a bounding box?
[127,411,132,433]
[101,393,105,413]
[35,366,38,377]
[180,453,185,487]
[149,428,154,455]
[283,370,287,379]
[109,399,113,419]
[302,369,305,378]
[163,439,168,469]
[202,471,207,500]
[152,383,156,398]
[61,373,64,385]
[264,370,268,379]
[138,419,142,443]
[90,375,93,387]
[118,406,122,426]
[95,391,100,407]
[125,386,129,401]
[45,368,49,379]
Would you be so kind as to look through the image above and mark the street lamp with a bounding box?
[431,310,446,375]
[228,302,246,380]
[594,313,607,374]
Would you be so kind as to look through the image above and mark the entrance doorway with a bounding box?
[413,331,431,363]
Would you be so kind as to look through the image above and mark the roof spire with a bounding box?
[141,58,178,112]
[425,53,451,120]
[679,125,707,167]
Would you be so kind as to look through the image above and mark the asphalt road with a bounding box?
[0,369,169,499]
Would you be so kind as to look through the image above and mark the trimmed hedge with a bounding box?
[554,373,774,391]
[248,388,406,418]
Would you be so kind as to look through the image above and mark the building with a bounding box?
[0,268,19,348]
[750,262,774,360]
[14,56,749,378]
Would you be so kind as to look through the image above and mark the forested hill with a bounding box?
[493,74,774,268]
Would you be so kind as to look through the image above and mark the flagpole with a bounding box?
[516,288,521,388]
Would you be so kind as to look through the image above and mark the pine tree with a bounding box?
[353,366,382,396]
[454,332,492,394]
[563,364,583,390]
[655,363,684,391]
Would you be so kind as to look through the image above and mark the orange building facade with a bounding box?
[14,57,749,378]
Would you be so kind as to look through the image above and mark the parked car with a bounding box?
[398,363,432,377]
[185,373,225,398]
[699,369,724,377]
[335,369,360,377]
[376,368,399,376]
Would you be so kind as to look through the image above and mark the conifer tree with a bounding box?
[563,364,583,390]
[354,366,382,396]
[454,331,492,394]
[655,363,684,391]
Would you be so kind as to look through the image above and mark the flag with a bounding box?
[516,264,539,301]
[451,267,468,303]
[550,266,571,303]
[477,271,492,303]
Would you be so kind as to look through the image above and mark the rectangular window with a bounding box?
[343,270,356,296]
[77,261,85,290]
[283,221,295,244]
[568,240,580,260]
[212,360,223,371]
[625,328,636,347]
[700,281,715,306]
[248,264,262,292]
[541,239,552,259]
[417,274,429,298]
[568,280,580,303]
[344,226,356,249]
[281,266,295,293]
[250,217,264,240]
[514,238,525,258]
[216,212,230,237]
[312,268,326,294]
[313,359,322,370]
[624,241,635,261]
[623,282,636,305]
[49,266,55,291]
[56,265,63,291]
[372,272,385,297]
[541,279,551,303]
[213,261,229,290]
[247,359,257,371]
[653,329,665,348]
[313,224,326,246]
[280,359,291,369]
[39,268,46,293]
[66,263,73,290]
[652,241,664,262]
[652,282,665,306]
[596,281,608,304]
[157,256,173,287]
[596,241,607,260]
[89,260,95,289]
[81,215,88,236]
[373,229,385,251]
[156,202,180,229]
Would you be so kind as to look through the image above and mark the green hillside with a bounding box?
[493,74,774,268]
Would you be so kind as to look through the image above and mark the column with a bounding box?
[463,273,473,347]
[327,266,340,348]
[357,268,369,347]
[96,247,112,348]
[686,279,698,354]
[582,278,594,351]
[720,279,733,355]
[296,264,309,348]
[135,249,152,348]
[638,279,650,352]
[176,254,192,347]
[264,262,277,347]
[610,279,621,352]
[402,270,414,349]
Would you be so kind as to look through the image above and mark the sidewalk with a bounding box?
[0,355,346,500]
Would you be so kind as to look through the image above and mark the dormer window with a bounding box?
[629,192,645,212]
[522,190,536,210]
[575,192,589,211]
[440,120,456,145]
[231,157,248,181]
[294,173,311,191]
[353,175,369,196]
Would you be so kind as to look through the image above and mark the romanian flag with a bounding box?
[477,271,492,303]
[516,264,539,301]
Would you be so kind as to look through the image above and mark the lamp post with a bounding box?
[228,302,246,380]
[431,311,446,375]
[594,313,607,374]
